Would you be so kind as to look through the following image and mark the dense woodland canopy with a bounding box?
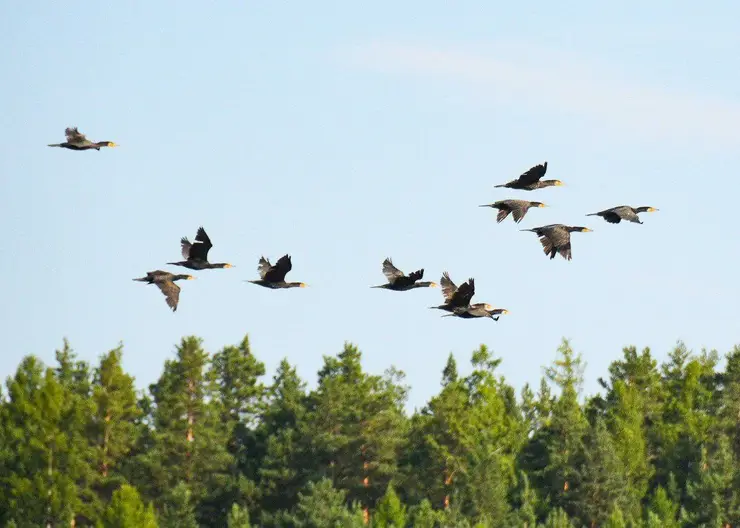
[0,335,738,527]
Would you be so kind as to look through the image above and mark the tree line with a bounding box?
[0,334,738,527]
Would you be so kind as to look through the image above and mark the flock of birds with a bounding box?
[49,128,659,319]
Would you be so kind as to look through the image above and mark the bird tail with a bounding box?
[47,143,62,147]
[493,184,506,188]
[585,213,599,216]
[132,277,147,282]
[520,228,536,232]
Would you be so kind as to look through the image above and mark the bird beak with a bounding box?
[187,276,195,280]
[538,203,547,208]
[583,228,593,232]
[109,142,119,147]
[300,283,307,288]
[648,207,658,212]
[502,309,510,315]
[555,181,564,186]
[225,264,234,268]
[430,282,438,288]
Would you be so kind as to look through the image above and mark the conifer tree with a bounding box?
[227,503,251,528]
[97,484,158,528]
[159,482,198,528]
[373,483,407,527]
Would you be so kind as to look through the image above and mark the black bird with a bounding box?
[494,162,563,191]
[133,270,194,312]
[442,303,509,321]
[521,224,592,261]
[371,258,438,291]
[586,205,658,224]
[429,272,475,312]
[167,226,234,270]
[48,127,118,151]
[246,254,306,289]
[479,199,547,223]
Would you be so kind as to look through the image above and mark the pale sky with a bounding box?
[1,2,738,410]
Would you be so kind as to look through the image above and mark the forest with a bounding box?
[0,335,738,528]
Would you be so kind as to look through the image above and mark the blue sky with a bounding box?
[1,2,739,411]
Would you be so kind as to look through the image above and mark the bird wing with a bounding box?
[180,237,193,259]
[511,205,527,223]
[440,272,457,302]
[516,162,548,186]
[557,242,573,261]
[539,235,555,257]
[257,257,272,279]
[155,280,181,311]
[264,254,292,282]
[187,227,212,261]
[382,258,405,284]
[65,127,89,145]
[407,269,424,282]
[450,278,475,307]
[547,227,571,247]
[496,209,510,223]
[603,212,622,224]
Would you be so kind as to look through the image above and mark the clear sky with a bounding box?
[2,2,739,411]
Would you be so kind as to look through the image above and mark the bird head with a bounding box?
[429,282,438,288]
[647,207,658,212]
[553,180,564,186]
[187,275,196,280]
[106,141,119,147]
[224,263,234,268]
[533,202,547,208]
[299,282,307,288]
[578,227,593,232]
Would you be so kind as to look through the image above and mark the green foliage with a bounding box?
[97,484,158,528]
[1,333,739,526]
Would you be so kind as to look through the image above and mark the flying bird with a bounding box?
[586,205,658,224]
[494,162,562,191]
[429,272,475,312]
[132,270,194,312]
[442,303,509,321]
[371,258,438,291]
[48,127,118,151]
[246,254,306,289]
[479,199,547,224]
[167,226,234,270]
[521,224,592,261]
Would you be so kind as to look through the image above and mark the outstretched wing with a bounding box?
[155,280,181,311]
[603,212,622,224]
[440,272,457,302]
[497,209,511,223]
[382,258,405,284]
[557,242,573,261]
[65,127,89,145]
[264,254,292,282]
[511,206,527,223]
[257,256,273,279]
[516,162,548,186]
[450,278,475,307]
[187,226,213,261]
[180,237,193,259]
[539,235,555,258]
[407,269,424,282]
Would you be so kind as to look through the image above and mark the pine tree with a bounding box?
[284,478,360,527]
[97,484,158,528]
[159,482,198,528]
[373,483,407,527]
[227,503,251,528]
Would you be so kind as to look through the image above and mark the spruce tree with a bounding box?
[97,484,158,528]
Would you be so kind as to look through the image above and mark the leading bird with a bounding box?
[494,162,563,191]
[521,224,592,261]
[586,205,658,224]
[48,127,118,151]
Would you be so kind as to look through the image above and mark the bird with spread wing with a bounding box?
[371,258,438,291]
[246,254,306,289]
[494,162,562,191]
[48,127,118,151]
[133,270,194,312]
[167,226,234,270]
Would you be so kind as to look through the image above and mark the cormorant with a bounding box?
[246,254,306,289]
[521,224,592,261]
[429,272,474,312]
[48,127,118,151]
[371,258,438,291]
[479,199,547,223]
[442,303,509,320]
[586,205,658,224]
[167,226,234,270]
[494,162,562,191]
[133,270,194,312]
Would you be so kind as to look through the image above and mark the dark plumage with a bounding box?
[246,254,306,289]
[371,258,438,291]
[521,224,592,261]
[586,205,658,224]
[429,272,475,312]
[479,199,547,223]
[133,270,194,312]
[494,162,563,191]
[167,226,234,270]
[442,303,509,321]
[47,127,118,151]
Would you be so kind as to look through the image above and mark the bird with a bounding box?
[586,205,658,224]
[246,254,306,289]
[521,224,592,261]
[442,303,509,321]
[429,272,475,312]
[494,162,563,191]
[167,226,234,270]
[479,199,547,224]
[132,270,194,312]
[371,258,438,291]
[48,127,118,151]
